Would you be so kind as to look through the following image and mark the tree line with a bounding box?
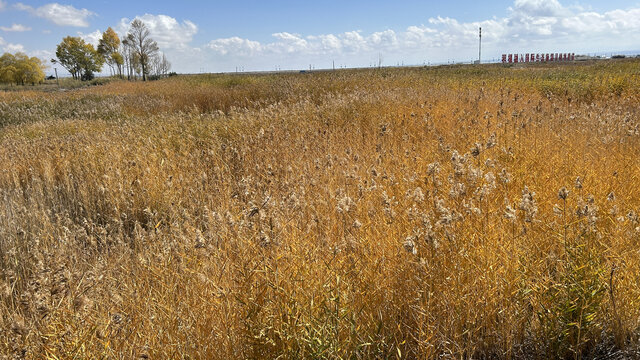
[0,19,170,86]
[53,19,171,81]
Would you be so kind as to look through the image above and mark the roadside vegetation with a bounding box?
[1,59,640,359]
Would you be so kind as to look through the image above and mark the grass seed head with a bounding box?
[558,187,570,200]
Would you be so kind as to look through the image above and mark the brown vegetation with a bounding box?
[1,60,640,358]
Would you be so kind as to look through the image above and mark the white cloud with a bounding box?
[504,1,640,45]
[31,49,54,59]
[199,0,640,72]
[208,30,388,58]
[0,0,6,11]
[269,32,310,53]
[0,36,25,53]
[1,24,32,32]
[4,43,26,53]
[306,31,369,54]
[0,36,51,66]
[207,37,262,56]
[117,14,198,50]
[23,49,55,68]
[320,34,341,51]
[369,30,398,48]
[15,2,94,27]
[512,0,566,17]
[78,30,102,47]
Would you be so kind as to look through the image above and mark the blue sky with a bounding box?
[1,0,640,74]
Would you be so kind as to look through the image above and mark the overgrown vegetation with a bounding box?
[1,59,640,359]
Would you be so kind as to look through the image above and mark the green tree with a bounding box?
[54,36,104,80]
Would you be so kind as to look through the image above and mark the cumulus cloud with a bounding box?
[504,0,640,45]
[117,14,198,50]
[208,30,398,58]
[15,2,95,27]
[369,30,398,48]
[1,24,32,32]
[513,0,566,17]
[5,43,25,52]
[207,37,261,56]
[1,40,26,53]
[201,0,640,70]
[205,21,465,61]
[0,36,50,63]
[31,49,54,61]
[78,30,102,47]
[0,36,24,53]
[270,32,309,53]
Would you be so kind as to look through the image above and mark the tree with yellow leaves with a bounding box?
[0,52,46,85]
[98,27,123,77]
[54,36,104,81]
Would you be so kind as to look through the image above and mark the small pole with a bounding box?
[478,27,482,64]
[54,68,59,87]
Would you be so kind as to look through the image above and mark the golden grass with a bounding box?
[1,60,640,359]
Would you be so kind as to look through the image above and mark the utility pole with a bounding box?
[478,27,482,64]
[54,68,59,87]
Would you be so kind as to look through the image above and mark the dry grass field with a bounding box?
[1,60,640,359]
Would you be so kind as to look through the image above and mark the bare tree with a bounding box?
[149,52,172,78]
[159,53,171,77]
[151,54,161,77]
[126,19,158,81]
[121,38,133,80]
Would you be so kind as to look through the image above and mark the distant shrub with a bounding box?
[81,70,95,81]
